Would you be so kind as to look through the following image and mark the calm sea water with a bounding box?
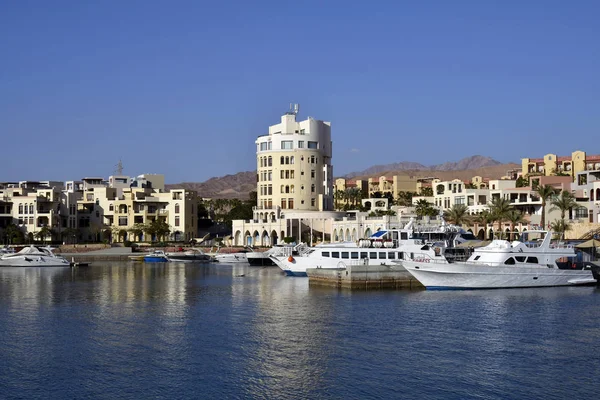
[0,262,599,400]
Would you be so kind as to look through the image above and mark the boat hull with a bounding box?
[402,260,597,289]
[214,254,248,263]
[246,254,275,266]
[0,257,70,267]
[144,257,169,263]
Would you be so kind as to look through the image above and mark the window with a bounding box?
[515,256,526,262]
[311,170,315,178]
[18,204,23,214]
[332,252,340,258]
[118,216,128,226]
[268,185,272,195]
[311,198,315,206]
[175,216,180,227]
[504,257,516,265]
[400,232,408,240]
[322,252,330,257]
[288,198,294,209]
[351,252,359,259]
[260,142,268,151]
[341,252,349,259]
[300,129,305,134]
[281,199,287,209]
[29,204,34,213]
[360,252,368,259]
[473,255,480,260]
[298,141,304,148]
[268,156,272,166]
[281,140,293,150]
[379,253,387,259]
[175,204,180,213]
[290,156,294,164]
[308,141,318,149]
[388,252,395,259]
[311,184,315,193]
[369,252,377,259]
[527,257,539,264]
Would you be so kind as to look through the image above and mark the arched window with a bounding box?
[30,204,34,213]
[285,156,289,164]
[280,156,284,165]
[175,204,180,213]
[280,185,285,193]
[311,184,315,193]
[268,156,272,166]
[285,185,290,194]
[18,203,23,214]
[290,156,294,164]
[290,185,295,193]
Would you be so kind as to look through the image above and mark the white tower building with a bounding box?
[255,104,333,219]
[231,105,341,247]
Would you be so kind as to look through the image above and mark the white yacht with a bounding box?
[211,248,249,263]
[269,220,470,277]
[165,248,213,262]
[0,245,70,267]
[401,230,600,289]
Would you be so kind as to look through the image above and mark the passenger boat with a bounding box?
[400,230,600,289]
[269,219,473,277]
[0,245,70,267]
[144,250,169,263]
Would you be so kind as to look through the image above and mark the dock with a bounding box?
[307,264,424,290]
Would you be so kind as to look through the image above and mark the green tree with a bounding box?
[35,226,54,244]
[516,176,529,188]
[334,190,345,210]
[488,197,513,238]
[506,209,527,241]
[536,184,556,229]
[3,224,24,244]
[550,219,571,240]
[61,227,78,244]
[549,190,578,227]
[443,204,471,226]
[475,210,494,239]
[415,199,437,219]
[150,219,171,241]
[128,223,146,242]
[396,191,416,207]
[419,187,433,197]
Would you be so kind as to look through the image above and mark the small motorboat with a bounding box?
[144,250,169,263]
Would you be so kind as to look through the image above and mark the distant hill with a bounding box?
[166,156,520,199]
[345,155,504,178]
[166,171,256,200]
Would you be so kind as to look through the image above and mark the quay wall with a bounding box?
[307,265,424,290]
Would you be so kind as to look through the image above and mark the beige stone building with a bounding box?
[522,150,600,180]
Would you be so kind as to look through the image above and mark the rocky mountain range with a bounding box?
[344,155,503,178]
[166,156,519,199]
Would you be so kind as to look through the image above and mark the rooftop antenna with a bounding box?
[115,159,123,175]
[286,103,299,115]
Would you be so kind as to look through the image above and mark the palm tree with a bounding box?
[35,226,54,244]
[550,219,571,240]
[415,199,436,219]
[536,184,556,229]
[549,190,578,225]
[506,209,527,241]
[443,204,471,226]
[488,197,513,238]
[334,190,345,210]
[474,210,493,239]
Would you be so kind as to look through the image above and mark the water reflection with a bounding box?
[0,263,599,399]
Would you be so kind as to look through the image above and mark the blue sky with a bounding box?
[1,0,598,183]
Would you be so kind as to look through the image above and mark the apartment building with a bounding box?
[0,174,197,244]
[522,150,600,179]
[232,105,343,246]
